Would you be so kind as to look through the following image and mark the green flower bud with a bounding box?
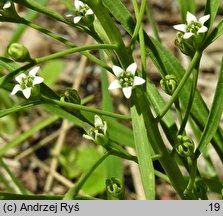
[61,89,81,104]
[176,135,195,158]
[160,74,178,95]
[7,43,32,62]
[106,177,124,200]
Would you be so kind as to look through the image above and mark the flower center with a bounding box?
[118,72,134,88]
[75,5,89,16]
[186,21,202,34]
[21,76,34,89]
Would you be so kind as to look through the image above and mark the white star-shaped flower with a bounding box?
[83,115,109,146]
[108,63,145,99]
[11,66,44,99]
[173,12,210,39]
[65,0,93,24]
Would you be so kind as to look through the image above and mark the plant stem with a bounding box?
[178,64,200,135]
[43,98,131,121]
[63,151,110,199]
[131,0,147,44]
[35,44,117,64]
[183,158,197,198]
[158,51,202,120]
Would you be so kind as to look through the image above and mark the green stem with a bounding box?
[43,97,131,121]
[178,65,200,135]
[183,158,197,198]
[174,98,184,133]
[158,51,202,120]
[63,151,110,199]
[131,0,147,44]
[35,44,117,64]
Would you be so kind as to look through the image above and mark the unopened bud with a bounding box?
[160,74,178,95]
[61,89,81,104]
[176,135,195,158]
[106,177,124,200]
[8,43,32,62]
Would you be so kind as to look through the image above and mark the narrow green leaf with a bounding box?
[177,0,195,22]
[197,57,223,154]
[102,0,135,34]
[0,115,58,156]
[204,0,221,29]
[146,81,178,144]
[203,19,223,49]
[0,57,18,73]
[131,91,155,200]
[100,50,123,181]
[0,100,41,119]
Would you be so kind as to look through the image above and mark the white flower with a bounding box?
[108,63,145,99]
[173,12,210,39]
[11,66,44,99]
[3,1,11,9]
[83,115,109,146]
[65,0,93,24]
[0,1,11,15]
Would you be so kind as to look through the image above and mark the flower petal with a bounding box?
[73,16,82,24]
[33,76,44,85]
[126,62,137,76]
[108,79,121,90]
[122,87,132,99]
[86,9,93,15]
[186,12,197,23]
[83,134,94,141]
[74,0,84,10]
[11,84,22,95]
[94,115,103,127]
[29,66,40,76]
[15,73,26,84]
[112,65,123,77]
[199,14,210,25]
[183,32,194,39]
[22,88,32,99]
[3,1,11,9]
[133,76,145,86]
[173,24,187,32]
[65,12,73,17]
[198,26,208,33]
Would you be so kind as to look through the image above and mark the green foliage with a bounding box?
[59,145,106,196]
[0,0,222,200]
[39,60,64,86]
